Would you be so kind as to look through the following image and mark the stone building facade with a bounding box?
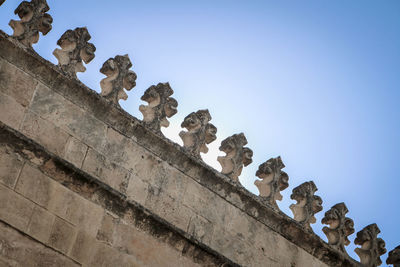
[0,1,398,266]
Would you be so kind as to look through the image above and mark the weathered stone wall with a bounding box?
[0,28,364,267]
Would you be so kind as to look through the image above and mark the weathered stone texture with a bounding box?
[217,133,253,181]
[0,145,24,188]
[140,82,178,134]
[0,30,361,267]
[53,27,96,77]
[100,54,137,106]
[322,202,354,254]
[9,0,53,48]
[255,156,289,209]
[180,109,217,158]
[0,221,78,267]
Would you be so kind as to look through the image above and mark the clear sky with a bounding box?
[1,0,399,263]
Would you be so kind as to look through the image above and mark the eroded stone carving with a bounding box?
[139,82,178,134]
[179,109,217,158]
[321,202,354,253]
[9,0,53,48]
[354,223,386,267]
[100,54,137,106]
[254,156,289,209]
[289,181,322,232]
[53,27,96,78]
[387,246,400,266]
[217,133,253,181]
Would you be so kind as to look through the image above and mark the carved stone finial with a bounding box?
[9,0,53,48]
[321,202,354,253]
[100,54,137,106]
[254,156,289,209]
[179,109,217,158]
[53,27,96,78]
[289,181,323,232]
[217,133,253,181]
[387,246,400,267]
[354,223,386,267]
[139,82,178,134]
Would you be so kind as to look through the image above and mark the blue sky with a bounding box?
[1,0,399,263]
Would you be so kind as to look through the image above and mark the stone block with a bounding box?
[112,222,198,267]
[63,136,88,168]
[15,163,55,207]
[210,227,252,265]
[29,83,107,149]
[145,188,193,231]
[74,197,104,237]
[0,91,26,130]
[20,111,70,156]
[182,179,221,223]
[0,184,35,232]
[82,148,130,192]
[69,229,97,265]
[48,217,77,255]
[97,212,117,245]
[0,220,79,267]
[187,214,214,245]
[27,205,55,243]
[0,145,24,188]
[0,58,38,107]
[126,176,149,206]
[89,242,143,267]
[101,127,145,171]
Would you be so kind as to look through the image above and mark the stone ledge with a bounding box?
[0,30,359,267]
[0,121,236,267]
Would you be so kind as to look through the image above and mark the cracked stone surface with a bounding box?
[100,54,137,106]
[217,133,253,182]
[53,27,95,78]
[354,223,386,267]
[9,0,53,48]
[179,109,217,158]
[321,202,354,254]
[254,156,289,210]
[289,181,323,232]
[139,82,178,134]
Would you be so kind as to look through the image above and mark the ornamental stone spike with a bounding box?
[217,133,253,182]
[387,246,400,267]
[9,0,53,48]
[53,27,96,78]
[254,156,289,209]
[179,109,217,158]
[100,54,137,106]
[321,202,354,254]
[289,181,323,232]
[354,223,386,267]
[139,82,178,134]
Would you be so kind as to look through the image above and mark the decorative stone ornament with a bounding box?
[53,27,96,78]
[254,156,289,209]
[289,181,323,232]
[179,109,217,158]
[9,0,53,48]
[217,133,253,181]
[100,54,137,106]
[139,82,178,134]
[321,202,354,253]
[354,223,386,267]
[387,246,400,267]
